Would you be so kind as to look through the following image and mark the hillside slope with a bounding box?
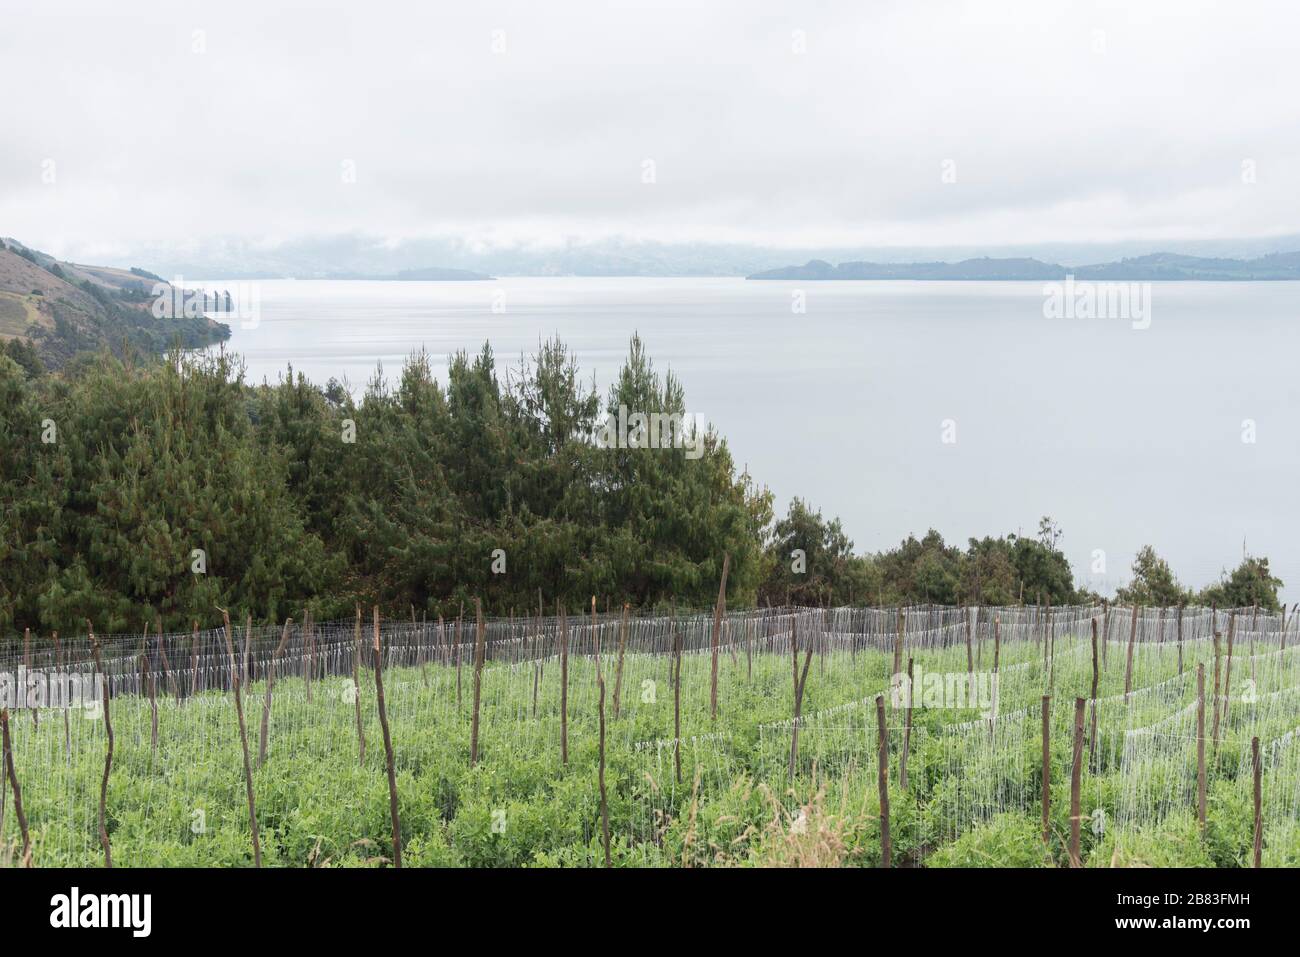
[0,239,230,369]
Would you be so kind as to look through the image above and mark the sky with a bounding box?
[3,0,1300,264]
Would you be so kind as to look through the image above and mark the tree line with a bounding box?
[0,335,1283,637]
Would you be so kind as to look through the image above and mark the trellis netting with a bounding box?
[1,604,1297,866]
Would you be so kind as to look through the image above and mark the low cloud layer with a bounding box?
[3,0,1298,262]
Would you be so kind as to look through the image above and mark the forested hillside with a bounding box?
[0,239,229,369]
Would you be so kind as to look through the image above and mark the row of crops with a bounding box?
[1,604,1297,866]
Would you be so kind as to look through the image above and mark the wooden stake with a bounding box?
[219,607,261,867]
[351,608,366,767]
[54,631,70,758]
[900,657,914,790]
[1223,613,1236,729]
[673,614,682,787]
[303,607,314,704]
[1197,663,1207,828]
[612,604,628,720]
[598,674,611,868]
[1102,600,1109,670]
[964,606,973,675]
[372,607,401,867]
[1176,605,1184,675]
[455,604,463,709]
[190,621,199,697]
[1124,605,1138,696]
[1041,695,1051,846]
[471,598,486,766]
[559,603,569,765]
[1069,697,1085,867]
[746,615,753,682]
[787,618,813,781]
[0,710,31,867]
[1089,618,1100,763]
[875,694,891,867]
[89,623,113,868]
[22,629,38,730]
[993,614,1001,673]
[1252,735,1262,868]
[710,553,730,721]
[241,611,253,690]
[893,607,904,677]
[146,646,158,757]
[258,617,294,769]
[1212,631,1223,747]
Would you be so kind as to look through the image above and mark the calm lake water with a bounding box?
[199,277,1300,601]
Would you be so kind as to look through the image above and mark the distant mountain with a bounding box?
[393,266,493,281]
[748,252,1300,281]
[0,238,230,369]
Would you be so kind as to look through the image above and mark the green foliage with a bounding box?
[1197,555,1283,612]
[1117,545,1192,607]
[1,335,771,633]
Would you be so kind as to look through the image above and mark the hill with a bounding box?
[0,239,230,369]
[748,251,1300,280]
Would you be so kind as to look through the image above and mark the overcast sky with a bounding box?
[4,0,1299,262]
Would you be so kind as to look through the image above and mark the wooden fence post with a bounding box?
[1089,618,1099,763]
[190,621,199,697]
[54,631,71,758]
[559,604,569,766]
[598,674,611,868]
[1069,697,1085,867]
[1124,605,1138,696]
[673,615,682,787]
[351,608,366,767]
[146,644,158,757]
[155,618,177,703]
[455,604,463,709]
[89,623,113,868]
[303,607,314,704]
[0,710,32,867]
[471,599,486,767]
[787,619,813,782]
[372,607,401,867]
[893,608,904,677]
[1176,605,1184,675]
[1102,599,1109,670]
[241,611,253,690]
[710,553,730,721]
[612,604,628,719]
[900,657,913,790]
[23,629,36,730]
[219,607,261,868]
[993,614,1001,673]
[1046,598,1054,691]
[964,606,973,675]
[875,694,891,867]
[1222,613,1236,730]
[1041,695,1051,846]
[1252,735,1262,868]
[1212,631,1223,747]
[258,617,293,769]
[1197,663,1206,828]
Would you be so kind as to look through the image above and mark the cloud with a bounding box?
[3,0,1298,260]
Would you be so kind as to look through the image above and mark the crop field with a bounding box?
[1,605,1298,867]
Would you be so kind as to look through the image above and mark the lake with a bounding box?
[198,276,1300,601]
